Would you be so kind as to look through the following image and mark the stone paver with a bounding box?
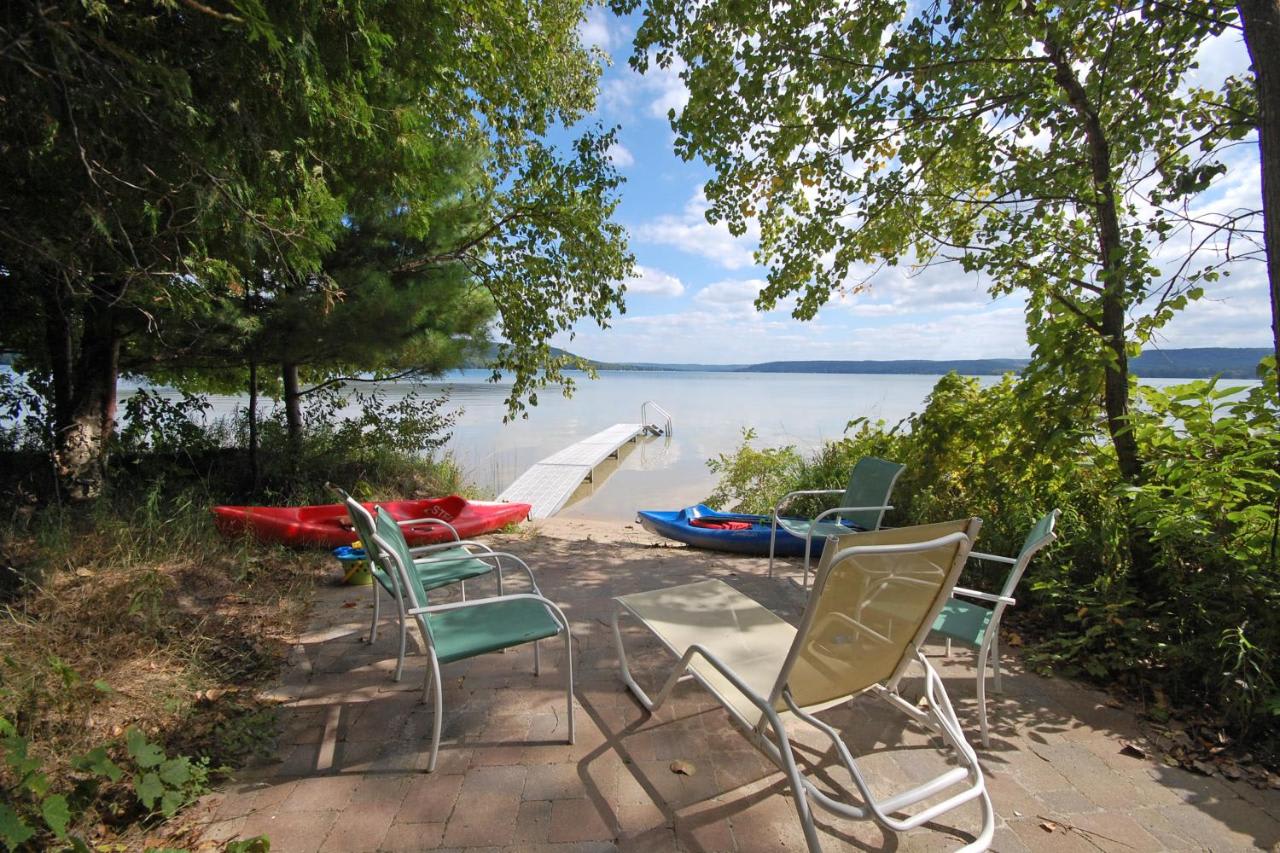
[196,518,1280,851]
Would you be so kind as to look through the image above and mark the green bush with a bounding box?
[703,366,1280,762]
[1,715,212,850]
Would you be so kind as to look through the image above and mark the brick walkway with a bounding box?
[193,519,1280,852]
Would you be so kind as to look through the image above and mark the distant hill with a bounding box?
[728,349,1269,378]
[1127,348,1270,379]
[738,358,1028,376]
[462,346,1270,379]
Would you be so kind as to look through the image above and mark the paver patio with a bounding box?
[193,518,1280,852]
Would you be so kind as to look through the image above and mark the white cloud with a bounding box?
[625,265,685,297]
[1185,29,1251,92]
[607,141,635,168]
[693,279,765,313]
[634,190,761,270]
[600,52,690,122]
[646,61,690,120]
[555,302,1032,364]
[825,260,995,317]
[579,7,618,53]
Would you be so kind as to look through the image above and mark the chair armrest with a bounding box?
[395,517,460,541]
[412,591,554,615]
[951,586,1016,606]
[410,540,493,556]
[410,592,572,635]
[968,551,1017,565]
[772,489,843,516]
[812,504,893,524]
[414,550,539,592]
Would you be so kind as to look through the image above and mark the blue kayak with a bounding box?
[635,504,860,557]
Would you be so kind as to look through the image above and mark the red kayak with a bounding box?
[211,495,531,548]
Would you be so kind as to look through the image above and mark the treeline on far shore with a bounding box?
[469,347,1272,379]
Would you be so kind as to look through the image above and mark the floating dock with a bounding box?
[498,402,672,520]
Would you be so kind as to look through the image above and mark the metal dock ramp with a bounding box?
[498,402,672,519]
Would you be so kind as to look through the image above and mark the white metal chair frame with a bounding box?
[370,526,575,772]
[612,525,994,853]
[937,509,1059,746]
[768,488,896,586]
[341,495,507,679]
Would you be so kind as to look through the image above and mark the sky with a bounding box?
[539,7,1273,366]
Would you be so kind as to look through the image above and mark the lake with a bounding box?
[166,369,1256,522]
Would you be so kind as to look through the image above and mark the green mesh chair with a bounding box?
[337,489,504,681]
[371,506,573,772]
[932,509,1059,746]
[613,519,993,852]
[768,456,906,586]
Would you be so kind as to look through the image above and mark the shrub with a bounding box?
[703,366,1280,763]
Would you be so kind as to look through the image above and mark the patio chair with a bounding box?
[768,456,906,587]
[932,509,1059,746]
[612,519,994,852]
[335,488,504,681]
[370,506,573,772]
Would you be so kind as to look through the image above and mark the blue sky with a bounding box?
[546,8,1272,365]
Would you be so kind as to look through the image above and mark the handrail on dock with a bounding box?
[641,400,673,436]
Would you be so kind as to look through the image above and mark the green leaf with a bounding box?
[134,771,164,810]
[158,757,192,787]
[159,788,186,817]
[0,803,35,847]
[74,746,124,783]
[42,793,72,838]
[126,729,165,769]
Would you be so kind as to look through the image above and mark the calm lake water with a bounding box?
[160,369,1257,522]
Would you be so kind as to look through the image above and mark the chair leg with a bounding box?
[394,608,408,683]
[769,720,823,852]
[803,535,814,590]
[991,633,1003,694]
[534,639,541,676]
[369,583,381,644]
[425,653,443,772]
[563,627,575,745]
[768,523,778,578]
[460,579,467,602]
[944,637,952,657]
[975,640,992,748]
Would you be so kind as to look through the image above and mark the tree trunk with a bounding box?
[1239,0,1280,400]
[247,358,260,492]
[282,360,303,461]
[1042,27,1144,485]
[53,292,120,501]
[41,280,74,430]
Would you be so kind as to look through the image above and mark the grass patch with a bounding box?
[0,482,328,848]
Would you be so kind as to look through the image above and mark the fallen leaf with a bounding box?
[1190,760,1217,777]
[669,760,697,776]
[1119,741,1147,759]
[341,600,359,609]
[1040,820,1058,833]
[75,568,94,578]
[1103,697,1124,710]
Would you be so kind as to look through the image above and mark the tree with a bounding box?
[618,0,1246,485]
[1,0,631,499]
[1237,0,1280,395]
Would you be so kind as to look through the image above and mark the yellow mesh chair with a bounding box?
[611,519,993,852]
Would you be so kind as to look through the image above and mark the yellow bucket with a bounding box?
[333,544,373,586]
